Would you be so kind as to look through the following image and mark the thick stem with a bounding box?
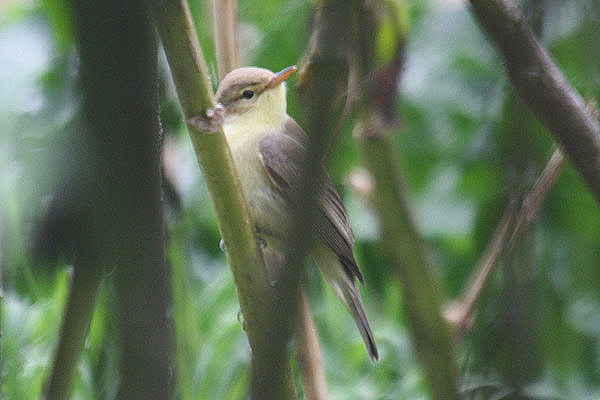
[468,0,600,204]
[47,0,171,397]
[356,128,460,400]
[350,1,460,397]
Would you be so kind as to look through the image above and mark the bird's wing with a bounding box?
[258,117,364,283]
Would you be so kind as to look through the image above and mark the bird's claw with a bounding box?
[186,103,225,133]
[219,237,265,253]
[257,237,267,249]
[237,309,247,331]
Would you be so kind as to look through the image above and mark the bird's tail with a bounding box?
[313,246,379,362]
[344,282,379,361]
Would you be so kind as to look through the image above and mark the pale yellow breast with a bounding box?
[225,126,291,247]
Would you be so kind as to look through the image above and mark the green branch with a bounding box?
[351,1,460,398]
[356,126,461,400]
[151,1,297,398]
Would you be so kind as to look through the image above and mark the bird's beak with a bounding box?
[266,65,297,89]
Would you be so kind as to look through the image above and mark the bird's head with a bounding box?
[216,65,297,136]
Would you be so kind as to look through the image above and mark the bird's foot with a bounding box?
[186,103,225,133]
[219,237,266,253]
[237,308,247,331]
[257,237,267,249]
[220,236,277,286]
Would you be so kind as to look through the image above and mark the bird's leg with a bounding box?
[256,237,280,286]
[257,237,267,249]
[185,103,225,133]
[220,236,280,286]
[219,236,266,253]
[224,236,268,332]
[237,309,247,331]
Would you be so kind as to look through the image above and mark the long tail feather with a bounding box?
[346,286,379,361]
[313,244,379,361]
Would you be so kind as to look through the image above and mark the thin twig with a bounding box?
[444,205,515,335]
[509,148,565,251]
[446,148,566,335]
[295,287,328,400]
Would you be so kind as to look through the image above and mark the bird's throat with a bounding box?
[223,86,288,140]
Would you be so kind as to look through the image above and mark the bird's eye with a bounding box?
[241,90,255,99]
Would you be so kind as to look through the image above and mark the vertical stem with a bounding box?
[67,0,171,396]
[152,0,296,397]
[295,288,328,400]
[45,257,103,400]
[357,130,460,400]
[0,229,3,383]
[349,1,460,396]
[212,0,239,79]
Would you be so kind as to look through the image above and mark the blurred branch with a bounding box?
[508,149,565,251]
[295,288,328,400]
[265,6,349,396]
[45,255,103,399]
[468,0,600,204]
[297,0,351,148]
[445,148,565,334]
[212,0,238,79]
[211,0,330,394]
[0,229,3,380]
[444,205,515,336]
[212,0,329,394]
[213,0,328,392]
[151,1,298,398]
[351,1,461,398]
[46,0,171,397]
[356,129,461,399]
[296,0,357,164]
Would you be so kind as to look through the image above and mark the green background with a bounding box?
[2,0,600,398]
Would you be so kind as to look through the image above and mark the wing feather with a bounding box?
[257,117,363,283]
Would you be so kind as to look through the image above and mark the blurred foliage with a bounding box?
[2,0,600,399]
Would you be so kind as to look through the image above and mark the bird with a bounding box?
[189,65,378,361]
